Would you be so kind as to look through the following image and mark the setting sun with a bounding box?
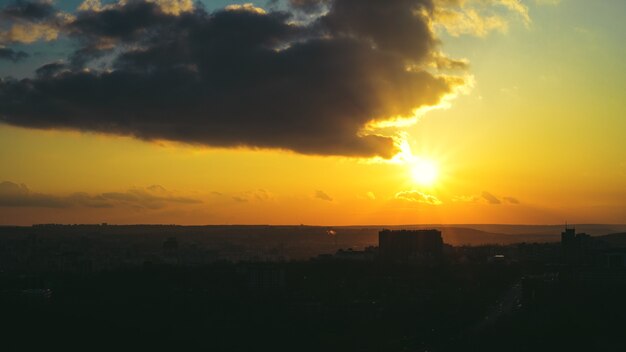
[411,159,438,186]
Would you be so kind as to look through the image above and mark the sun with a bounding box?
[411,159,438,186]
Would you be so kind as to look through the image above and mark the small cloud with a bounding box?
[503,196,520,204]
[0,181,201,209]
[0,181,68,208]
[101,186,201,209]
[224,3,266,14]
[315,190,333,202]
[146,184,167,193]
[481,191,501,205]
[395,190,442,205]
[0,47,28,62]
[232,196,248,203]
[251,189,273,201]
[232,189,274,203]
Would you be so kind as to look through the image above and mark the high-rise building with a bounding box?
[561,227,593,265]
[378,229,443,262]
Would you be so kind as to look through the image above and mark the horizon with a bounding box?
[3,222,626,227]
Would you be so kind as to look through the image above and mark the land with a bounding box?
[1,224,626,351]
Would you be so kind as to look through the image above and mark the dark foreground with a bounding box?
[2,260,625,351]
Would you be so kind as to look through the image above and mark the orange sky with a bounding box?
[0,0,624,225]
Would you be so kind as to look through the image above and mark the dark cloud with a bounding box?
[481,191,501,205]
[34,62,66,77]
[0,181,201,209]
[0,0,465,158]
[0,0,56,21]
[0,47,28,62]
[319,0,436,62]
[66,1,175,66]
[0,0,66,45]
[315,190,333,201]
[287,0,331,13]
[69,2,169,40]
[0,181,68,207]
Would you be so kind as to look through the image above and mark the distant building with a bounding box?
[378,229,443,263]
[561,227,598,266]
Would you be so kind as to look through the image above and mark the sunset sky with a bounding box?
[0,0,624,225]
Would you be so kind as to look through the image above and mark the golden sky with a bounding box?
[0,0,624,225]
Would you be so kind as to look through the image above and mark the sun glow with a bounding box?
[411,158,438,186]
[390,140,440,186]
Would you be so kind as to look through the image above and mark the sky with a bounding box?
[0,0,624,225]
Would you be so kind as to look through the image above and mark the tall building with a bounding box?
[561,226,593,265]
[378,229,443,263]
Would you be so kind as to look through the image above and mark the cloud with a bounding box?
[0,47,28,62]
[0,181,69,208]
[395,190,442,205]
[503,196,520,204]
[232,189,274,203]
[224,3,267,15]
[0,0,56,21]
[0,181,201,209]
[453,192,520,205]
[287,0,330,13]
[0,1,69,44]
[0,0,470,159]
[315,190,333,202]
[498,0,530,25]
[481,191,501,204]
[100,186,201,209]
[433,0,530,37]
[78,0,194,15]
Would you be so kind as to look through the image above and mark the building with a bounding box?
[561,227,594,265]
[378,229,443,263]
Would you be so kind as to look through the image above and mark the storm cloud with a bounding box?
[0,0,57,21]
[0,0,468,158]
[0,47,28,62]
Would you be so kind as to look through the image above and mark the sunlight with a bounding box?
[411,158,438,186]
[390,139,440,187]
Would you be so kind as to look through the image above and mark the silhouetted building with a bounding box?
[379,229,443,263]
[561,227,597,266]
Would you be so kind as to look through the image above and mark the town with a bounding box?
[1,224,625,351]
